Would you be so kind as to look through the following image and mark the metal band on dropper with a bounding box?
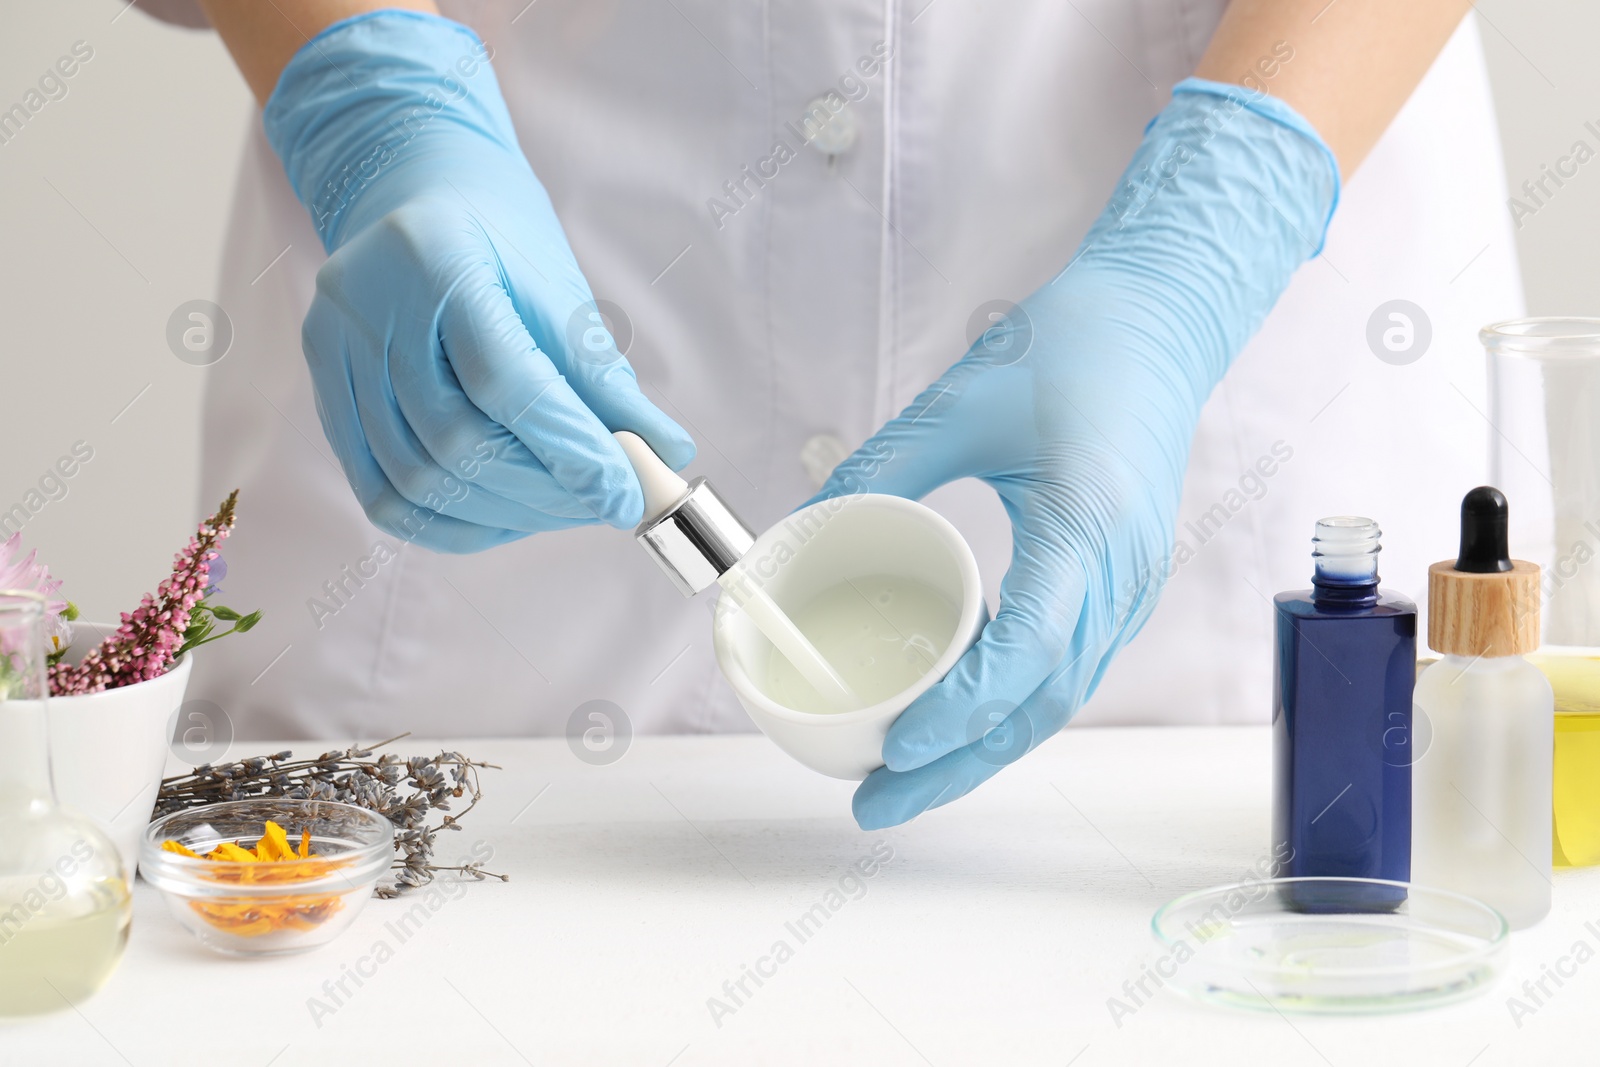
[636,478,755,596]
[613,432,756,597]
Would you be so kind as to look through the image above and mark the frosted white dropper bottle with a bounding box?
[1413,486,1554,930]
[612,432,859,710]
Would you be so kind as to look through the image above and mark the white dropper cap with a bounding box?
[614,431,690,522]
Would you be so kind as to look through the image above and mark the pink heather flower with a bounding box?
[0,532,72,657]
[50,491,239,697]
[0,532,68,614]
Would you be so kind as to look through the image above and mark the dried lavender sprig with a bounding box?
[155,733,505,897]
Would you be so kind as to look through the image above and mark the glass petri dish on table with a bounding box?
[1151,877,1508,1014]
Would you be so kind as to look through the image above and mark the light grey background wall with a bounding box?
[0,2,1592,622]
[1476,1,1597,315]
[0,3,249,622]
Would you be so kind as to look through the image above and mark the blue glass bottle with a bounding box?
[1272,517,1416,894]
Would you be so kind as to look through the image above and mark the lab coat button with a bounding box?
[801,95,858,156]
[800,433,853,489]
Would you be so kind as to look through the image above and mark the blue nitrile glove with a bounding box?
[263,12,693,552]
[810,79,1340,829]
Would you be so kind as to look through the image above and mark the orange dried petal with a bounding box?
[298,828,311,859]
[224,915,277,937]
[208,842,258,862]
[162,840,203,859]
[256,821,295,862]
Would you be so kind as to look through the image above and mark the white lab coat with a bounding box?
[179,1,1522,741]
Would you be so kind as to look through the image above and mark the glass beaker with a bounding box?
[0,591,131,1016]
[1481,318,1600,867]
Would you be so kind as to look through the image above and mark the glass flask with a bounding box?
[0,591,131,1016]
[1481,318,1600,868]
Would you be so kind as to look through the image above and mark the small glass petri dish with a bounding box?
[1151,877,1509,1014]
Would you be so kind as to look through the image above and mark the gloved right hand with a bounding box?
[264,11,692,552]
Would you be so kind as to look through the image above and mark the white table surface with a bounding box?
[7,726,1597,1066]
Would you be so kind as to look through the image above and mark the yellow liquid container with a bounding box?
[1530,652,1600,868]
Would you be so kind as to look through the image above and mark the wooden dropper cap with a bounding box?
[1428,486,1541,657]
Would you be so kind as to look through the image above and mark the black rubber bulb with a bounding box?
[1456,485,1513,573]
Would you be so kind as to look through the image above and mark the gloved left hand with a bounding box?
[810,79,1340,829]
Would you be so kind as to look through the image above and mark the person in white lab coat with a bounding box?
[148,0,1519,828]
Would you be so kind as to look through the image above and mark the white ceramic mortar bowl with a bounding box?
[712,494,987,780]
